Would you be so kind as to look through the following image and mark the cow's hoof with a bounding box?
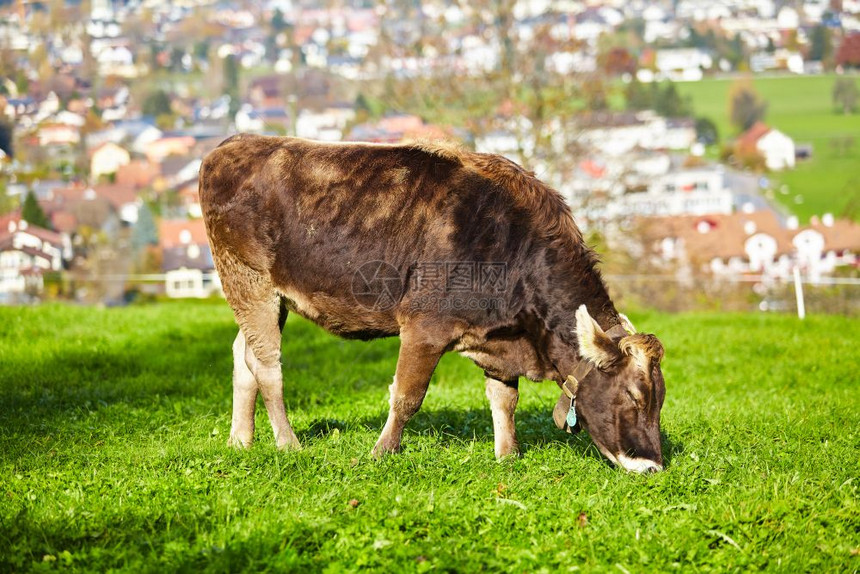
[227,435,252,449]
[495,449,520,460]
[495,443,520,460]
[371,441,401,459]
[275,432,302,451]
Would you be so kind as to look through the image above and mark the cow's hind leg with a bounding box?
[229,329,257,447]
[372,324,449,457]
[243,295,300,450]
[221,263,300,450]
[485,377,519,458]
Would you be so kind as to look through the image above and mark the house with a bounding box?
[737,123,795,170]
[177,180,202,219]
[640,211,860,281]
[110,119,163,154]
[144,135,196,163]
[295,105,356,141]
[3,97,37,119]
[248,76,286,110]
[0,213,66,303]
[40,193,121,260]
[156,157,201,192]
[116,160,159,188]
[609,166,735,218]
[159,219,220,298]
[577,111,696,156]
[347,114,450,143]
[750,49,804,74]
[94,43,137,78]
[640,210,794,277]
[647,49,713,82]
[90,142,131,180]
[792,214,860,282]
[37,123,81,146]
[234,106,291,134]
[91,184,140,225]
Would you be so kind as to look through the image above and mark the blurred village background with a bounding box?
[0,0,859,314]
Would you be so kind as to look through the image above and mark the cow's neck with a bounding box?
[537,250,620,379]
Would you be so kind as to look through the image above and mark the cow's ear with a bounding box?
[575,305,622,369]
[618,313,637,335]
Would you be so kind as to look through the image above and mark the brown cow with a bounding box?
[199,134,666,473]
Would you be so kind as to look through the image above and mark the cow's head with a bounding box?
[553,305,666,473]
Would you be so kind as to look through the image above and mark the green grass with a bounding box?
[677,75,860,222]
[1,302,858,572]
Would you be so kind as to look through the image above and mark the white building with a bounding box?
[638,49,713,83]
[611,167,735,218]
[90,142,131,180]
[578,111,696,157]
[738,123,796,171]
[641,211,860,282]
[295,106,356,141]
[757,130,795,170]
[165,268,221,299]
[0,216,66,302]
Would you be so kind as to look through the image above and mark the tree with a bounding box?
[364,0,587,174]
[21,191,52,230]
[0,118,12,158]
[809,25,832,63]
[223,55,240,116]
[624,78,657,110]
[142,90,172,118]
[583,78,609,111]
[729,82,767,132]
[654,82,692,117]
[599,46,637,76]
[836,34,860,68]
[0,178,16,216]
[271,8,287,33]
[765,37,776,54]
[695,117,719,145]
[223,54,239,96]
[624,80,691,117]
[833,77,859,114]
[131,202,158,252]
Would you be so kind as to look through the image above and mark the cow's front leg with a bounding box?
[485,377,519,458]
[372,327,446,458]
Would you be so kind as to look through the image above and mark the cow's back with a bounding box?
[200,135,528,337]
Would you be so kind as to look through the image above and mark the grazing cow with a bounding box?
[199,135,666,473]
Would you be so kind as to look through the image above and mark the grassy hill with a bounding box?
[0,302,858,571]
[676,75,860,222]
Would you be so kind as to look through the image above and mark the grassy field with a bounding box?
[676,74,860,222]
[0,301,858,572]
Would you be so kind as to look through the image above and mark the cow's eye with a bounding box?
[626,389,643,408]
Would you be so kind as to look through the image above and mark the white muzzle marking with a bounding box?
[616,454,663,474]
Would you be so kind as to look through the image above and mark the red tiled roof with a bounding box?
[641,211,860,262]
[92,184,138,208]
[640,211,791,262]
[0,211,21,233]
[0,213,64,246]
[116,160,159,187]
[0,238,54,263]
[806,219,860,252]
[159,219,209,249]
[737,122,771,149]
[20,224,65,246]
[50,211,78,234]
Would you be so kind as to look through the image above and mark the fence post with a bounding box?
[793,266,806,320]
